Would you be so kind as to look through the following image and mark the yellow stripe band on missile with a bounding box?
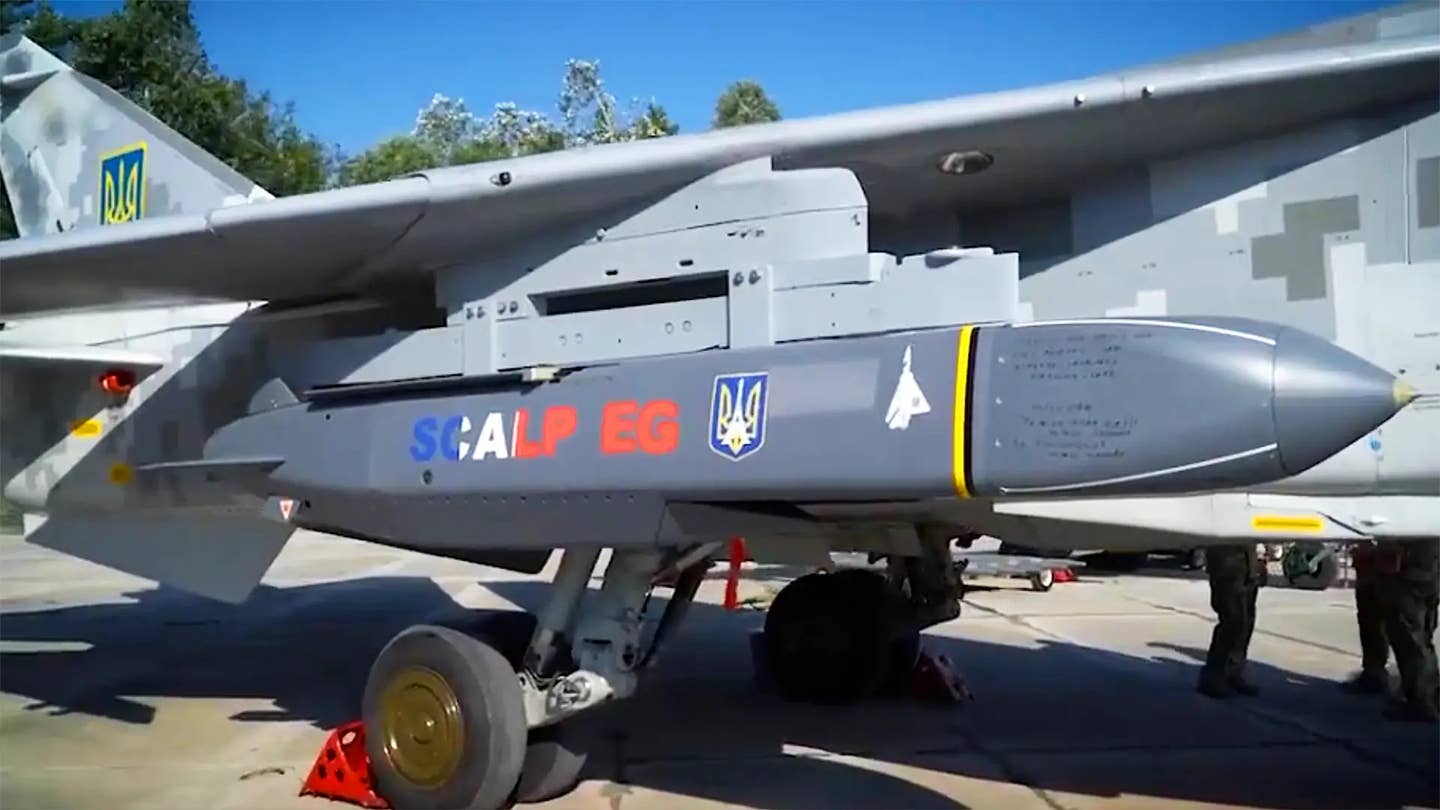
[1251,515,1325,533]
[952,325,977,498]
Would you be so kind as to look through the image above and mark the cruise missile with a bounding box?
[197,316,1411,549]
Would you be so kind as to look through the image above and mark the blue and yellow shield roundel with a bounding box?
[98,142,147,225]
[708,372,769,461]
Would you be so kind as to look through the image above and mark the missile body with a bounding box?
[204,317,1411,548]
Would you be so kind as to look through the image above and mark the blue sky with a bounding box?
[57,0,1396,156]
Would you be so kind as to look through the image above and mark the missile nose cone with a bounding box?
[1273,327,1411,476]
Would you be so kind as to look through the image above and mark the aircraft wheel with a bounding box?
[364,624,527,810]
[764,568,911,704]
[1184,548,1206,571]
[1282,543,1339,591]
[514,723,588,803]
[881,613,923,696]
[1029,569,1055,592]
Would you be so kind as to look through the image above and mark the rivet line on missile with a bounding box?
[951,324,978,499]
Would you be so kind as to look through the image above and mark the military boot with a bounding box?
[1197,670,1233,699]
[1383,699,1439,723]
[1340,669,1389,695]
[1227,673,1261,696]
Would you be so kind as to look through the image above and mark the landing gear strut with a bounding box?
[361,545,710,808]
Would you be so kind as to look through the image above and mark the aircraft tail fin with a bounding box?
[24,511,293,604]
[0,320,292,604]
[0,33,272,238]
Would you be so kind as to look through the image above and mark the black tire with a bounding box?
[871,568,923,696]
[1283,545,1340,591]
[514,723,587,804]
[764,569,912,704]
[364,625,527,810]
[880,613,923,696]
[1186,548,1206,571]
[1030,569,1054,592]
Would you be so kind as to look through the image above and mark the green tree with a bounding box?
[0,0,331,238]
[336,59,673,186]
[336,135,440,186]
[450,137,513,166]
[0,0,27,33]
[412,93,477,163]
[631,102,679,139]
[1,4,680,235]
[15,2,73,45]
[1,0,56,38]
[559,59,618,146]
[713,80,781,128]
[555,59,678,145]
[480,101,566,156]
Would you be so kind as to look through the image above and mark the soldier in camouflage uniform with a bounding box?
[1198,544,1265,698]
[1341,540,1391,694]
[1380,538,1439,722]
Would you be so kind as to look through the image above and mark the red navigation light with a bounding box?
[98,369,136,395]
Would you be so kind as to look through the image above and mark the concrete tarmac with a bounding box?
[1,531,1436,810]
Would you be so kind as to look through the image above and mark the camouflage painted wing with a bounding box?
[1,22,1435,317]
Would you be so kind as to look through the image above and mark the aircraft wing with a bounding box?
[0,342,164,370]
[1,30,1435,317]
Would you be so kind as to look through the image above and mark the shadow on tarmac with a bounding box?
[1,573,1436,809]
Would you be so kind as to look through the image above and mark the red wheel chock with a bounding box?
[1054,567,1077,583]
[724,536,747,610]
[910,648,974,704]
[299,720,389,808]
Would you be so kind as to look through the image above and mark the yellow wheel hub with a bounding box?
[378,665,465,788]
